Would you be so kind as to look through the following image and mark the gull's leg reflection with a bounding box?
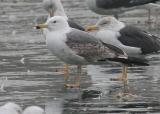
[64,65,81,88]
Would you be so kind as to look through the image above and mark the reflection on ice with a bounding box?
[45,99,63,114]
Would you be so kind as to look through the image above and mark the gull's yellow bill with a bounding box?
[35,24,48,29]
[85,25,99,32]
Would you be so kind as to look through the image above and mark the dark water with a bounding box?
[0,0,160,114]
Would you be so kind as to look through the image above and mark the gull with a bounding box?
[86,16,160,55]
[20,58,25,65]
[41,0,85,81]
[86,0,160,18]
[0,102,22,114]
[85,16,160,81]
[42,0,84,31]
[23,106,44,114]
[36,16,149,87]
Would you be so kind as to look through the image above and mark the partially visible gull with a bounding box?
[86,16,160,56]
[23,106,44,114]
[86,0,160,18]
[36,16,149,87]
[0,102,22,114]
[42,0,85,31]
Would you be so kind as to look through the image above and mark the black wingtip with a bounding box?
[108,57,149,66]
[127,57,149,66]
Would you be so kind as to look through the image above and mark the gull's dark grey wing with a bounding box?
[118,26,160,54]
[98,42,148,66]
[96,0,159,9]
[66,29,149,66]
[127,0,159,7]
[68,19,85,31]
[101,42,125,55]
[66,29,125,63]
[96,0,128,9]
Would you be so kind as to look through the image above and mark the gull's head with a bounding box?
[3,102,22,114]
[96,16,125,31]
[43,0,63,17]
[85,16,124,32]
[35,16,69,31]
[97,17,119,27]
[43,0,56,16]
[23,106,44,114]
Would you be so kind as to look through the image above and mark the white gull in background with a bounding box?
[36,16,149,87]
[0,102,22,114]
[23,100,63,114]
[23,106,44,114]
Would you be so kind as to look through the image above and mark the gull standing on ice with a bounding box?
[85,16,160,81]
[40,0,85,81]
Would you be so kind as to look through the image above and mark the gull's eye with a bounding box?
[52,21,57,23]
[99,21,110,26]
[102,21,109,25]
[103,22,108,24]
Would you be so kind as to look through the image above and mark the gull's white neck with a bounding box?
[46,27,71,48]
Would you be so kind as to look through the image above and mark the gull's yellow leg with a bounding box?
[116,65,138,101]
[64,65,81,88]
[55,64,69,75]
[64,64,69,84]
[123,64,128,86]
[75,65,81,86]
